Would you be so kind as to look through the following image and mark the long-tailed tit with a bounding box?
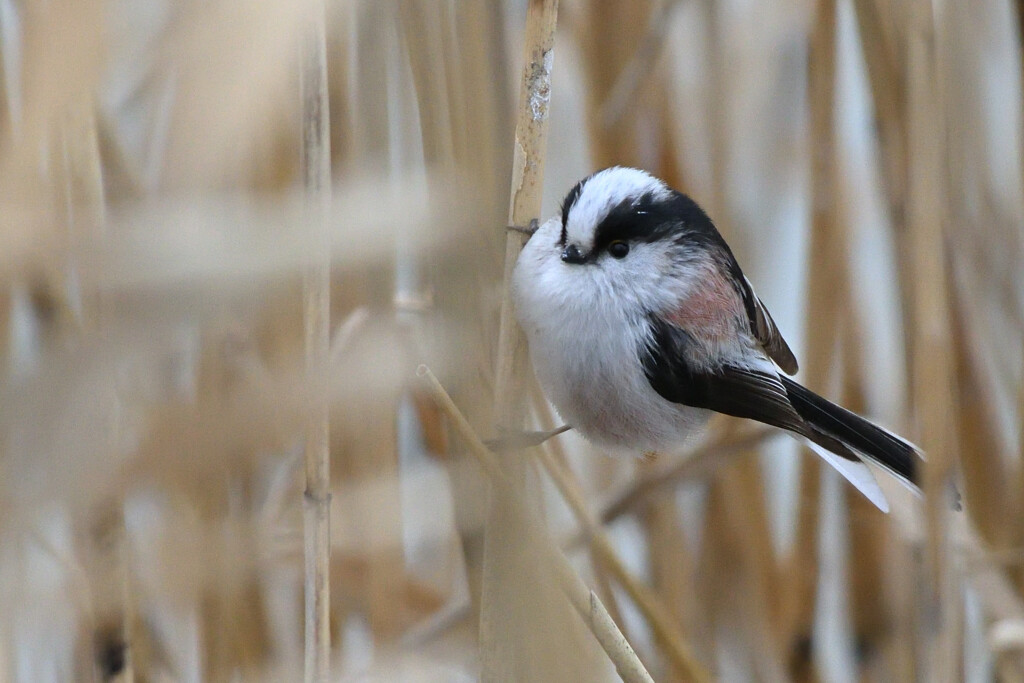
[512,167,919,511]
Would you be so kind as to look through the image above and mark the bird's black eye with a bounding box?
[608,240,630,259]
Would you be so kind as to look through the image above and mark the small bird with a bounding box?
[512,166,920,511]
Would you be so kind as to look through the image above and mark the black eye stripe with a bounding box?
[591,190,722,254]
[591,193,666,251]
[559,176,729,268]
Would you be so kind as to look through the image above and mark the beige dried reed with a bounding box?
[3,0,1024,681]
[300,0,332,679]
[417,365,653,683]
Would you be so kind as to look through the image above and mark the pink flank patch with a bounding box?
[666,265,740,342]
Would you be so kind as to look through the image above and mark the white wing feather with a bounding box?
[804,440,890,513]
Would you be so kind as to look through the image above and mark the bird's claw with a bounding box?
[506,219,539,237]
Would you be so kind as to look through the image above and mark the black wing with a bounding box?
[643,316,801,430]
[641,315,860,461]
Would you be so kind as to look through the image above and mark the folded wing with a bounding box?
[641,314,919,511]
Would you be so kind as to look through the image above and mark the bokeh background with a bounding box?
[1,0,1022,680]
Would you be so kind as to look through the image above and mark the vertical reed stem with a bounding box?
[777,2,839,671]
[493,0,559,426]
[301,2,332,680]
[906,0,960,678]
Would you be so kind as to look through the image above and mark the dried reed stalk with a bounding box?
[578,2,655,169]
[300,1,332,679]
[395,0,510,625]
[417,366,654,683]
[906,0,961,678]
[536,449,712,682]
[939,2,1022,585]
[527,384,632,646]
[694,1,789,675]
[1019,372,1024,595]
[598,0,679,131]
[775,1,841,673]
[493,0,558,426]
[638,483,690,681]
[483,0,592,676]
[395,1,452,167]
[851,0,907,227]
[701,0,728,221]
[841,365,897,669]
[726,464,793,673]
[950,301,1012,549]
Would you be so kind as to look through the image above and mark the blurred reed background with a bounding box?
[1,0,1022,680]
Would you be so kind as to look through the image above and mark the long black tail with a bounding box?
[781,376,919,486]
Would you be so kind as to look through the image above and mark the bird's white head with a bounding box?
[560,166,671,257]
[515,166,722,326]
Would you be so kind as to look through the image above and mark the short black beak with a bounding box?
[561,243,586,264]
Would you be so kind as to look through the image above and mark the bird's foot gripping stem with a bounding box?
[506,218,540,237]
